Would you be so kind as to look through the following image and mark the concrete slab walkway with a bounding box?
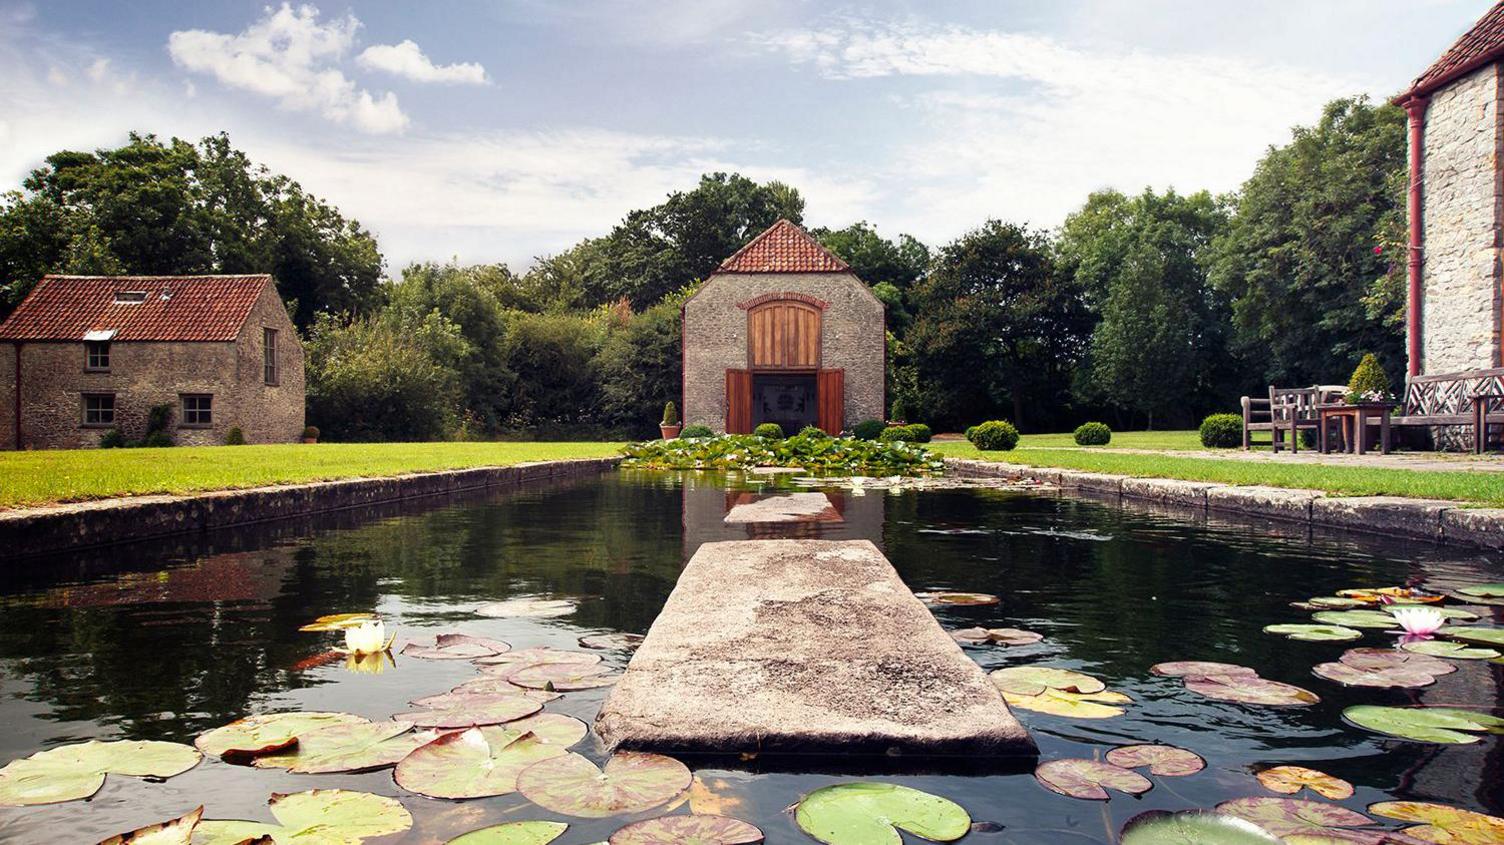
[723,492,841,524]
[595,539,1035,761]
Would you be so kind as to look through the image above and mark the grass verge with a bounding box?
[1003,430,1206,450]
[0,442,624,510]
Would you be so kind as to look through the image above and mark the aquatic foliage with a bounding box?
[620,432,943,475]
[1309,610,1400,629]
[1214,797,1371,839]
[447,821,569,845]
[401,632,511,659]
[1262,623,1362,642]
[794,782,971,845]
[250,721,435,774]
[950,627,1043,646]
[394,692,544,729]
[1387,607,1445,638]
[1402,640,1500,660]
[1312,661,1438,689]
[194,789,412,844]
[517,751,692,818]
[0,739,200,806]
[1369,801,1504,843]
[580,633,644,651]
[299,612,379,631]
[1035,759,1152,800]
[914,591,1000,606]
[609,815,764,844]
[1453,583,1504,605]
[98,806,203,845]
[1121,810,1280,844]
[1336,587,1441,604]
[476,598,576,618]
[1440,627,1504,647]
[195,712,366,759]
[1343,706,1504,744]
[992,667,1130,718]
[396,728,568,799]
[1104,744,1205,777]
[1255,766,1353,800]
[508,661,617,691]
[1183,675,1319,707]
[1150,661,1257,678]
[990,666,1104,695]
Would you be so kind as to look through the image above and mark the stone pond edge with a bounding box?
[945,458,1504,550]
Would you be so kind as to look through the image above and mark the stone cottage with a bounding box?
[681,219,884,434]
[0,274,304,449]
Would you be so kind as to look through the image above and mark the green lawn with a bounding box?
[0,442,624,510]
[931,441,1504,506]
[997,430,1206,451]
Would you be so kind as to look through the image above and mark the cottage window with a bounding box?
[82,394,115,427]
[85,341,110,371]
[263,328,278,385]
[181,394,213,427]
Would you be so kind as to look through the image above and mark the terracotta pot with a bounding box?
[659,424,683,440]
[302,437,318,444]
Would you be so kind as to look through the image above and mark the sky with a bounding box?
[0,0,1483,273]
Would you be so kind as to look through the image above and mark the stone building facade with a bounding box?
[682,220,885,434]
[0,275,305,449]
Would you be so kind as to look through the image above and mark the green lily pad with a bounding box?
[251,721,437,774]
[579,633,644,651]
[609,815,764,844]
[394,728,568,799]
[194,789,412,845]
[1310,610,1399,629]
[448,821,569,845]
[1263,624,1363,642]
[990,666,1106,696]
[1343,705,1504,744]
[1402,640,1502,660]
[516,751,692,818]
[98,805,204,844]
[1215,797,1371,838]
[1307,597,1364,609]
[1104,744,1205,776]
[1120,811,1281,844]
[299,613,378,632]
[1149,662,1258,678]
[409,689,544,711]
[1183,675,1319,707]
[401,633,511,660]
[1255,766,1353,800]
[1001,688,1132,719]
[794,782,970,845]
[508,661,617,691]
[1456,583,1504,598]
[1440,627,1504,647]
[0,739,200,806]
[476,598,576,618]
[195,712,367,759]
[913,591,1000,606]
[394,692,544,728]
[494,713,589,748]
[1312,662,1437,689]
[1035,759,1152,800]
[1369,800,1504,843]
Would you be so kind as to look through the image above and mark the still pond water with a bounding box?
[0,470,1499,843]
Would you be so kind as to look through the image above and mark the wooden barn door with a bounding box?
[725,369,753,434]
[817,369,844,435]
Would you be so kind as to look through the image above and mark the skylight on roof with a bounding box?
[114,291,147,304]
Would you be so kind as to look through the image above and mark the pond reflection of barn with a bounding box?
[679,474,887,562]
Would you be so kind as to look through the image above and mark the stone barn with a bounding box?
[681,220,885,434]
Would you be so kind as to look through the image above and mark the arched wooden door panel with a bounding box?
[747,301,821,369]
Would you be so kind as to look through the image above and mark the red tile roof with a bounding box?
[1402,1,1504,101]
[716,219,850,274]
[0,275,271,342]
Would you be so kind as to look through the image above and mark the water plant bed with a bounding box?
[596,539,1036,760]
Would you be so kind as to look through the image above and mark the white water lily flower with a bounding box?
[344,620,391,656]
[1390,607,1445,638]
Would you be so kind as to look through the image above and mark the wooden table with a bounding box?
[1317,402,1395,455]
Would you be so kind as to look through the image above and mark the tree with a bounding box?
[496,311,603,428]
[594,294,686,436]
[814,221,928,334]
[1206,97,1407,385]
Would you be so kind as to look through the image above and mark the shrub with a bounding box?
[852,419,885,441]
[968,420,1019,451]
[302,425,320,440]
[1073,422,1112,446]
[798,425,830,439]
[620,433,944,475]
[906,423,933,443]
[662,401,679,426]
[147,403,174,435]
[98,428,127,449]
[680,424,713,438]
[890,398,908,422]
[1199,413,1243,448]
[964,424,978,441]
[141,431,175,448]
[1346,353,1391,401]
[879,426,914,443]
[753,422,785,439]
[224,427,246,445]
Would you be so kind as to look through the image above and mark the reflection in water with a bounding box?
[0,471,1499,843]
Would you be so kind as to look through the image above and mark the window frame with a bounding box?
[263,327,279,386]
[81,393,116,428]
[84,341,111,372]
[180,393,213,428]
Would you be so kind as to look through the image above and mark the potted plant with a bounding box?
[302,425,320,444]
[659,402,682,440]
[1345,353,1394,406]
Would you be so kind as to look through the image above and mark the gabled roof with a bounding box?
[0,275,272,342]
[1399,1,1504,102]
[715,219,850,274]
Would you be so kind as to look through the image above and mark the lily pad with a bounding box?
[394,692,544,728]
[990,666,1106,696]
[1308,597,1364,609]
[1343,705,1504,744]
[1401,640,1501,660]
[251,721,436,774]
[98,806,204,845]
[1389,606,1479,622]
[395,728,568,799]
[1337,587,1441,604]
[1369,801,1504,844]
[195,712,366,759]
[450,678,564,701]
[1263,624,1363,642]
[1310,610,1399,629]
[913,591,1000,606]
[448,821,570,845]
[508,661,617,691]
[194,789,411,845]
[1035,759,1152,800]
[1312,662,1437,689]
[1456,583,1504,598]
[1216,797,1371,839]
[476,598,576,618]
[951,627,1044,646]
[477,648,603,671]
[1150,661,1258,678]
[1120,810,1281,844]
[609,815,764,844]
[1001,688,1132,719]
[1104,744,1205,776]
[0,739,201,806]
[1255,766,1354,800]
[1183,675,1319,707]
[580,633,645,651]
[299,613,378,632]
[401,633,511,660]
[516,751,692,818]
[1338,648,1455,676]
[794,782,971,845]
[1439,627,1504,647]
[409,689,544,710]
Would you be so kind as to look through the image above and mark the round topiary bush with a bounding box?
[225,426,247,445]
[754,422,785,440]
[878,426,915,443]
[968,420,1019,451]
[1199,413,1243,448]
[852,419,885,441]
[905,423,933,443]
[1073,422,1111,446]
[680,424,714,438]
[1346,352,1391,402]
[798,425,830,439]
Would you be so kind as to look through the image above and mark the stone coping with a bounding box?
[0,457,620,559]
[946,458,1504,549]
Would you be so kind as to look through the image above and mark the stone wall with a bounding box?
[682,272,885,431]
[1420,62,1503,374]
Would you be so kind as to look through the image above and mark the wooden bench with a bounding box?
[1242,386,1345,452]
[1396,367,1504,452]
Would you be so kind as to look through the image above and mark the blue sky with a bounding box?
[0,1,1482,272]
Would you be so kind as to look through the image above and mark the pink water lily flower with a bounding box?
[1390,607,1445,639]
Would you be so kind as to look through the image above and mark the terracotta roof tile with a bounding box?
[716,219,850,274]
[0,275,271,342]
[1404,2,1504,100]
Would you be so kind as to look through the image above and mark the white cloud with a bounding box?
[85,57,109,82]
[357,40,487,84]
[167,3,408,134]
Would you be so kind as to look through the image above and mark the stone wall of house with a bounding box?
[0,343,15,450]
[1420,62,1503,375]
[682,271,885,431]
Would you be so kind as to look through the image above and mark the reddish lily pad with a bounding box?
[394,692,543,728]
[410,689,544,710]
[1312,662,1437,689]
[1120,811,1281,844]
[1401,640,1501,660]
[1034,759,1152,801]
[395,728,569,799]
[497,713,589,748]
[447,820,569,845]
[1216,797,1372,838]
[449,678,563,701]
[516,751,692,818]
[793,782,971,845]
[1255,766,1354,800]
[1183,675,1319,707]
[98,806,204,844]
[0,739,201,806]
[194,789,411,845]
[913,591,1000,606]
[609,815,764,844]
[477,648,603,671]
[251,721,437,774]
[951,627,1044,646]
[508,662,617,691]
[580,633,645,651]
[195,712,367,759]
[401,633,510,660]
[1263,624,1363,642]
[990,666,1106,696]
[1369,800,1504,844]
[299,613,378,632]
[1104,744,1205,777]
[476,598,576,618]
[1338,648,1455,676]
[1150,661,1259,678]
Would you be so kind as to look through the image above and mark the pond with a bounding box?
[0,469,1499,843]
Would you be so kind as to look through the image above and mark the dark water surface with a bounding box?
[0,470,1500,843]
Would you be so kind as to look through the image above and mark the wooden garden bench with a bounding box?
[1395,366,1504,452]
[1242,386,1345,451]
